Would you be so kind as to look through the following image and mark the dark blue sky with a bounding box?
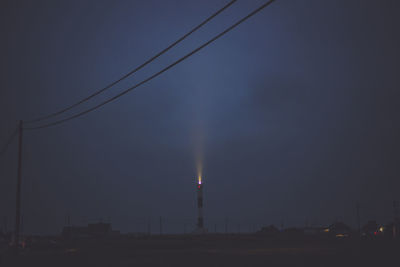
[1,0,399,234]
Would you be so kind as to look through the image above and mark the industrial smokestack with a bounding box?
[197,177,204,229]
[194,175,206,234]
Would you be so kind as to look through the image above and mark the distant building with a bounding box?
[62,222,113,239]
[302,227,327,235]
[257,225,280,235]
[326,222,352,238]
[88,223,111,237]
[361,220,379,238]
[62,226,91,239]
[372,222,400,239]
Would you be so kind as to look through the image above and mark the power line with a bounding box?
[0,125,18,157]
[24,0,237,124]
[25,0,277,130]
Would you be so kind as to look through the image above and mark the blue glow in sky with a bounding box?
[0,0,399,234]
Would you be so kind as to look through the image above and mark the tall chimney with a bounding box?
[197,178,204,229]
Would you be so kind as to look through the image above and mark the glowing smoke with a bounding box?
[195,129,204,185]
[196,159,202,185]
[190,86,206,185]
[193,117,205,185]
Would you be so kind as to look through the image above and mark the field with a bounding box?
[2,234,399,267]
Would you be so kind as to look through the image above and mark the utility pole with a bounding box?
[14,120,23,254]
[356,202,361,235]
[159,216,163,235]
[3,216,7,233]
[393,200,399,239]
[21,215,24,235]
[147,217,151,236]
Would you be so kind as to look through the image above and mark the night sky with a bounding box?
[1,0,399,234]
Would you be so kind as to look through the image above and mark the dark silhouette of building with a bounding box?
[88,222,111,237]
[62,222,112,239]
[326,222,352,238]
[361,220,379,238]
[257,225,280,235]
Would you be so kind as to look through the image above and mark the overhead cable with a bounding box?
[25,0,276,130]
[25,0,237,124]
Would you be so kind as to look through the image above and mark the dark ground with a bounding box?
[2,234,400,267]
